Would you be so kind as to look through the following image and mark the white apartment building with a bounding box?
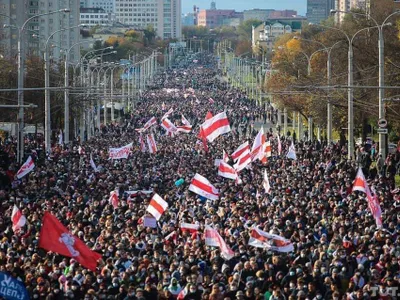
[114,0,181,39]
[86,0,114,13]
[80,7,112,27]
[0,0,80,61]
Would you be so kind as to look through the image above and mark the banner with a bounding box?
[0,272,29,300]
[109,143,132,160]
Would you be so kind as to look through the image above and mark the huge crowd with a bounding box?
[0,53,400,300]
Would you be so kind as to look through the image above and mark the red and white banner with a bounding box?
[188,173,219,200]
[147,194,168,220]
[200,111,231,142]
[277,134,282,155]
[205,111,213,120]
[16,156,35,179]
[234,149,252,172]
[286,142,297,160]
[90,154,99,172]
[231,142,250,161]
[139,135,146,152]
[205,225,234,260]
[180,223,199,233]
[136,116,157,133]
[161,118,178,136]
[39,212,102,271]
[109,191,119,209]
[218,161,238,180]
[248,227,294,252]
[109,143,132,160]
[251,128,266,162]
[263,169,271,194]
[162,108,173,120]
[147,134,157,154]
[208,98,215,104]
[353,168,382,227]
[11,205,26,232]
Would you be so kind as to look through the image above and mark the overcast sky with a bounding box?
[183,0,307,15]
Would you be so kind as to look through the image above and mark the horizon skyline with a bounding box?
[182,0,307,15]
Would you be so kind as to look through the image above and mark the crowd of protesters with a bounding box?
[0,52,400,300]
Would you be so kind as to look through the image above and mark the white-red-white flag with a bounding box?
[286,141,297,160]
[248,227,294,252]
[263,169,271,194]
[164,231,177,244]
[147,134,157,154]
[16,156,35,179]
[136,116,157,133]
[147,194,168,220]
[223,149,229,163]
[205,225,234,260]
[265,141,272,158]
[234,149,252,172]
[90,154,99,172]
[231,142,250,162]
[180,223,199,233]
[277,134,282,155]
[181,114,190,126]
[251,128,266,162]
[353,168,382,227]
[11,205,26,232]
[161,118,178,136]
[109,143,132,160]
[176,125,192,133]
[208,97,215,104]
[109,191,119,209]
[188,174,219,200]
[139,135,146,152]
[161,108,173,120]
[218,161,238,180]
[200,111,231,143]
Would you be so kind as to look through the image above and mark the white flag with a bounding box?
[90,154,99,172]
[263,169,271,194]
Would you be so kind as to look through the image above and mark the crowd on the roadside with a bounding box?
[0,52,399,300]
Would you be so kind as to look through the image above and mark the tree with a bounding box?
[237,19,262,41]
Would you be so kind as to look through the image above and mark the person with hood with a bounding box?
[168,277,182,297]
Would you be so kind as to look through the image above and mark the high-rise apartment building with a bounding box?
[0,0,80,61]
[84,0,114,13]
[114,0,181,40]
[335,0,370,23]
[307,0,335,24]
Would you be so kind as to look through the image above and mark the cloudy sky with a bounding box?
[183,0,307,15]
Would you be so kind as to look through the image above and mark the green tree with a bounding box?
[237,19,262,41]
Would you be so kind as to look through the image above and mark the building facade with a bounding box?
[0,0,80,61]
[114,0,181,39]
[84,0,114,13]
[182,13,195,26]
[307,0,335,24]
[197,9,236,28]
[80,7,112,27]
[243,9,275,22]
[269,10,298,18]
[252,17,306,55]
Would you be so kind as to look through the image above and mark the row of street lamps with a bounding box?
[0,9,159,161]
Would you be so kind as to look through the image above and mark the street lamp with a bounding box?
[43,24,83,151]
[331,9,400,158]
[64,40,97,145]
[17,8,70,162]
[294,36,344,143]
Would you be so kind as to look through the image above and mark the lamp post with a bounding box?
[44,24,82,151]
[17,8,70,162]
[331,10,400,158]
[64,40,94,145]
[294,36,343,143]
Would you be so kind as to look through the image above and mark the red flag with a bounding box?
[205,111,213,120]
[39,212,102,271]
[109,191,119,209]
[199,127,209,153]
